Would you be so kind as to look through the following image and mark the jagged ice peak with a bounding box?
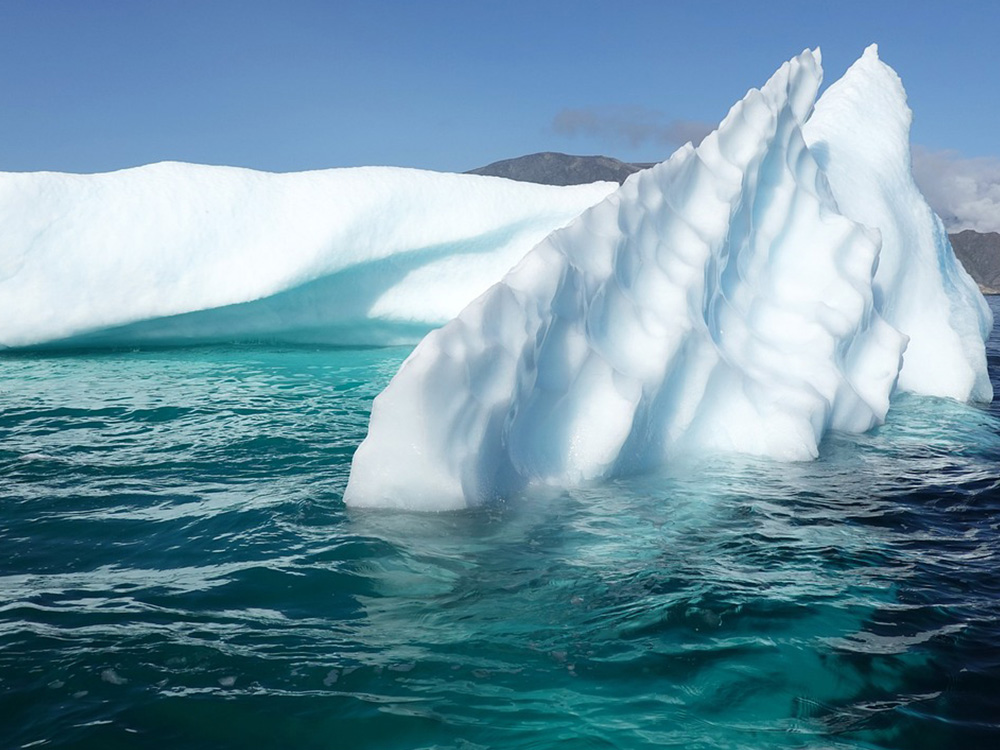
[345,46,992,510]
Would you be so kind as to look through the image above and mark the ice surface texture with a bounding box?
[0,164,615,347]
[802,46,992,401]
[346,46,992,510]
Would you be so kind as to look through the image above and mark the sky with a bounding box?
[1,0,998,228]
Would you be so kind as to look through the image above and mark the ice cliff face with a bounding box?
[0,164,616,347]
[802,46,993,402]
[345,46,992,511]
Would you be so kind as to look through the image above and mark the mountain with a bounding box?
[466,152,654,186]
[949,230,1000,294]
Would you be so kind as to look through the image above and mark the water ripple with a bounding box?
[3,322,1000,748]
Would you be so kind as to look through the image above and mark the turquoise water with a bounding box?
[4,301,1000,749]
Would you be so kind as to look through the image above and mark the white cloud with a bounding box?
[552,106,713,151]
[911,146,1000,233]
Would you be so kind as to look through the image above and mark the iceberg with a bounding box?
[802,46,992,401]
[345,46,992,511]
[0,163,616,348]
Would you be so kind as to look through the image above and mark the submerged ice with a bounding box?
[346,46,992,510]
[0,163,615,347]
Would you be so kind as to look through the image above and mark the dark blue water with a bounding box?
[3,300,1000,749]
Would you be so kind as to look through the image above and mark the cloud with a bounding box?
[911,146,1000,233]
[552,106,713,150]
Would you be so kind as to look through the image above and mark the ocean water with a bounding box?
[3,300,1000,750]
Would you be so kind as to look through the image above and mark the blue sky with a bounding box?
[1,0,997,174]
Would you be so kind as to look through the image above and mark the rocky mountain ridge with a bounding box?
[948,230,1000,294]
[467,152,653,186]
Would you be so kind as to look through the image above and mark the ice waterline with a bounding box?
[346,46,992,510]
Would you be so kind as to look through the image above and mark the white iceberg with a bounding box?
[802,46,992,401]
[345,46,992,511]
[0,163,616,347]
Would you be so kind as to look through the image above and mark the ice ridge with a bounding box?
[345,48,992,511]
[803,44,992,401]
